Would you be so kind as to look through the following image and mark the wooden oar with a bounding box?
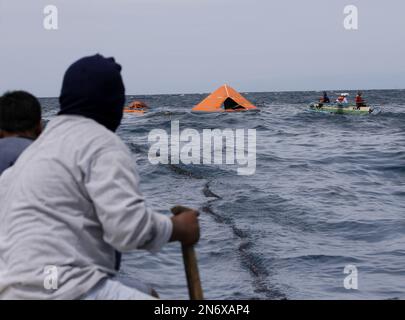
[171,206,204,300]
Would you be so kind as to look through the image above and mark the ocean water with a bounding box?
[40,90,405,300]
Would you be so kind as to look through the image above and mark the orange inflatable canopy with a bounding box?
[192,84,258,113]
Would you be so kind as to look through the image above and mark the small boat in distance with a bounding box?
[124,100,148,115]
[192,84,259,113]
[309,91,381,115]
[309,103,380,115]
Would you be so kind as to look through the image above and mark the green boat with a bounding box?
[309,103,380,115]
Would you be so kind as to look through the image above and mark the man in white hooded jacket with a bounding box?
[0,55,199,300]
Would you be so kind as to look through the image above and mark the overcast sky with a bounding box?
[0,0,404,97]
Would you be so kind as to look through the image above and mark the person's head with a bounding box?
[0,91,42,139]
[357,91,362,96]
[323,91,327,96]
[59,54,125,132]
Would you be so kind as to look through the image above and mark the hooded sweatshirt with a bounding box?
[58,54,125,132]
[0,55,173,299]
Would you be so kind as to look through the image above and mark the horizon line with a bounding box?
[37,87,405,99]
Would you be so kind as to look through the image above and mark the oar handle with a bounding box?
[171,206,204,300]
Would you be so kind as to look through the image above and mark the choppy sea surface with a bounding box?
[40,90,405,300]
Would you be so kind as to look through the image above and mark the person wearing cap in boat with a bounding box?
[355,91,366,109]
[0,91,43,175]
[336,93,349,105]
[0,54,200,300]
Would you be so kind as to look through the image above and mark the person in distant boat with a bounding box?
[0,54,200,300]
[319,91,330,104]
[127,100,149,110]
[0,91,42,175]
[336,93,349,105]
[355,91,366,109]
[223,97,245,111]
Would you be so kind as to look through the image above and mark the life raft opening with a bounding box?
[223,97,246,110]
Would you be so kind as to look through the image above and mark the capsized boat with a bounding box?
[192,84,259,113]
[124,109,145,115]
[124,100,148,115]
[309,103,380,115]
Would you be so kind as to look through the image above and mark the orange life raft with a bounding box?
[124,109,146,115]
[124,101,148,115]
[192,84,259,113]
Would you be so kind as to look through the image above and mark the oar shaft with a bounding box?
[171,206,204,300]
[182,245,204,300]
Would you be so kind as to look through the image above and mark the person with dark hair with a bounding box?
[355,91,366,109]
[0,54,200,300]
[319,91,330,104]
[0,91,42,175]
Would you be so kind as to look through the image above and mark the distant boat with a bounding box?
[124,100,148,115]
[309,103,380,115]
[191,84,259,113]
